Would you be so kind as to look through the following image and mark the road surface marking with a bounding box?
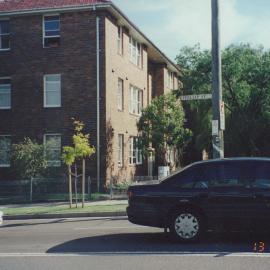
[0,252,269,257]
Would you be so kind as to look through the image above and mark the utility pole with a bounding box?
[211,0,224,159]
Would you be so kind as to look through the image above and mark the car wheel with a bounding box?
[170,210,204,243]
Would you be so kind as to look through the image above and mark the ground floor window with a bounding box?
[0,135,11,167]
[44,134,61,167]
[129,136,142,165]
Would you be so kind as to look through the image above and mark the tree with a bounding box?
[137,93,192,168]
[12,138,48,179]
[176,43,270,159]
[62,120,95,208]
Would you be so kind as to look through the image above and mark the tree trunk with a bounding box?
[82,159,85,208]
[75,164,78,208]
[68,165,72,208]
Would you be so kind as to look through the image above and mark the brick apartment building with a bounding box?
[0,0,181,188]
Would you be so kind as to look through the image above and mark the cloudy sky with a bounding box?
[113,0,270,60]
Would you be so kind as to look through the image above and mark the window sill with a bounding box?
[129,112,141,117]
[44,105,61,108]
[129,163,142,167]
[0,107,11,110]
[129,60,143,70]
[0,48,10,52]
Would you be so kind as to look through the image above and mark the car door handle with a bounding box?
[197,193,209,199]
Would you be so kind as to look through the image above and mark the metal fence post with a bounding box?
[30,177,33,203]
[110,177,113,200]
[88,176,91,198]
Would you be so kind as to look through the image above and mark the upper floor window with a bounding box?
[167,70,174,89]
[0,135,11,167]
[117,26,123,55]
[118,134,124,167]
[44,74,61,108]
[129,136,142,165]
[0,77,11,109]
[129,85,143,115]
[43,15,60,48]
[129,37,142,68]
[0,20,10,50]
[118,78,124,111]
[44,134,61,167]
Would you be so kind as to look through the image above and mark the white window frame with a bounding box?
[117,26,123,55]
[129,85,143,116]
[44,74,61,108]
[129,36,142,68]
[118,134,124,167]
[117,78,124,111]
[0,135,11,167]
[167,70,174,89]
[0,77,11,109]
[44,134,61,167]
[0,19,10,51]
[43,14,60,48]
[129,137,142,165]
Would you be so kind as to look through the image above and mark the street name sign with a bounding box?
[180,94,212,101]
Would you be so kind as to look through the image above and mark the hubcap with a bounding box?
[174,213,199,239]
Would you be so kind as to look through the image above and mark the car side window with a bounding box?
[251,162,270,189]
[211,162,247,188]
[169,169,195,188]
[166,165,211,189]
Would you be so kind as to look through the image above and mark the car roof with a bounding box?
[193,157,270,166]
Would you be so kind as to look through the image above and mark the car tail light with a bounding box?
[127,190,134,199]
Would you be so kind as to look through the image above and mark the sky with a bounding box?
[113,0,270,61]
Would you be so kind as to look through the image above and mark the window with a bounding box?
[0,136,11,167]
[0,20,10,50]
[129,85,143,115]
[117,78,124,111]
[251,162,270,189]
[212,162,246,188]
[43,15,60,48]
[165,165,211,189]
[44,134,61,167]
[129,37,142,67]
[117,26,123,55]
[118,134,124,167]
[0,78,11,109]
[129,137,142,165]
[44,74,61,107]
[167,70,174,89]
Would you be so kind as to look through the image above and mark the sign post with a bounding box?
[211,0,224,159]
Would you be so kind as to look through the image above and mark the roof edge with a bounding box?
[0,3,111,17]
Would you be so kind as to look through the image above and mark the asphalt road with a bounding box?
[0,217,270,270]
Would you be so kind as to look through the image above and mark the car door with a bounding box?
[160,164,211,218]
[249,161,270,231]
[207,161,254,230]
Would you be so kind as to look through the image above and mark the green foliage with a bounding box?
[137,93,192,165]
[176,43,270,158]
[62,120,95,166]
[12,138,48,179]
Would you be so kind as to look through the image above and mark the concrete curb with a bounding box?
[3,211,127,220]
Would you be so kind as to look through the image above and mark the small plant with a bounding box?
[62,119,95,208]
[12,138,48,179]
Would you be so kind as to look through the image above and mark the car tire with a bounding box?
[169,210,205,243]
